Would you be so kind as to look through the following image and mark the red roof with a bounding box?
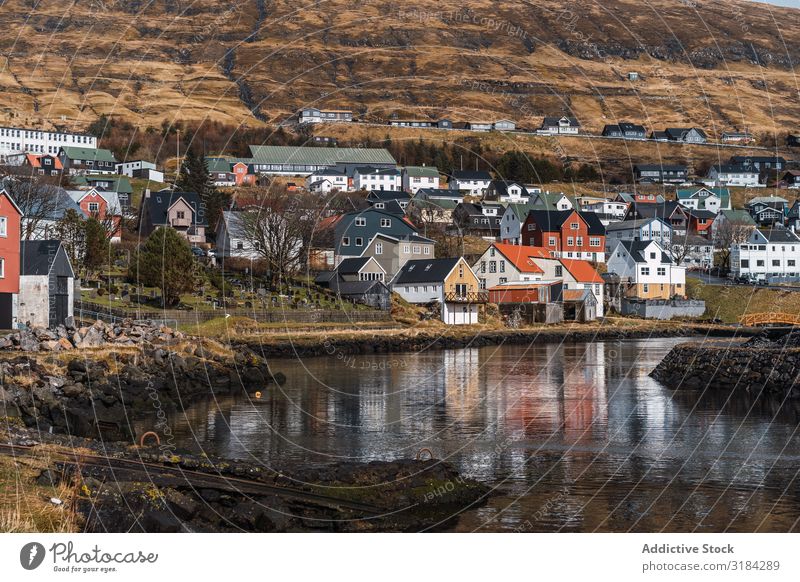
[493,242,552,273]
[25,154,63,170]
[560,259,603,283]
[317,214,343,230]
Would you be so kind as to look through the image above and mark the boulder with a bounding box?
[39,340,62,352]
[18,330,40,352]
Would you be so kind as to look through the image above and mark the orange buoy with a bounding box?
[254,391,262,399]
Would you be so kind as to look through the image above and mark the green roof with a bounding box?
[60,146,117,163]
[247,145,396,166]
[404,166,439,178]
[676,186,731,207]
[409,198,458,211]
[73,175,133,194]
[505,202,536,219]
[205,157,233,173]
[720,209,756,225]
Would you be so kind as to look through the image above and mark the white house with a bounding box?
[297,108,353,124]
[486,180,529,203]
[472,242,549,290]
[16,240,75,329]
[402,166,439,193]
[605,217,672,250]
[730,227,800,282]
[676,187,731,213]
[705,164,762,188]
[116,159,163,182]
[607,240,687,299]
[671,234,714,270]
[0,126,96,157]
[305,168,348,193]
[214,211,261,260]
[582,199,629,224]
[538,116,580,135]
[353,167,401,191]
[448,170,492,197]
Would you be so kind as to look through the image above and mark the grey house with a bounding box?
[361,232,436,281]
[139,190,207,245]
[16,240,75,329]
[633,164,689,184]
[314,257,391,310]
[729,156,787,172]
[602,122,646,139]
[664,127,707,143]
[331,208,419,263]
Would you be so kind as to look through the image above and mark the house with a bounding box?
[231,161,256,186]
[297,108,353,124]
[472,242,550,290]
[663,127,707,143]
[0,189,22,329]
[686,209,715,237]
[605,217,672,249]
[731,227,800,282]
[214,211,260,260]
[23,153,63,176]
[247,145,396,177]
[721,131,754,144]
[139,190,207,245]
[465,122,493,132]
[402,166,440,193]
[72,175,134,211]
[601,122,646,139]
[58,146,117,175]
[624,201,690,236]
[633,164,689,184]
[116,160,164,183]
[392,257,485,325]
[485,180,529,203]
[616,192,664,205]
[406,198,458,225]
[529,191,574,211]
[353,167,401,191]
[787,134,800,148]
[206,157,236,187]
[366,189,411,211]
[388,119,437,128]
[17,240,75,329]
[415,188,463,205]
[746,197,789,226]
[787,201,800,231]
[67,188,123,243]
[493,119,516,131]
[729,156,787,172]
[452,203,503,239]
[447,170,492,196]
[19,185,84,241]
[521,209,606,262]
[499,203,536,244]
[676,187,731,213]
[779,170,800,189]
[709,209,756,241]
[359,233,435,281]
[305,168,348,193]
[559,259,605,318]
[329,208,419,264]
[539,116,580,135]
[649,131,670,141]
[582,199,629,224]
[670,234,714,270]
[606,240,686,299]
[0,126,96,157]
[705,164,762,188]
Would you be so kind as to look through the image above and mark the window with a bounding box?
[176,210,185,219]
[641,267,650,276]
[499,261,505,273]
[576,237,583,247]
[657,267,666,276]
[342,237,350,246]
[0,258,4,278]
[589,237,600,247]
[740,259,749,268]
[757,260,764,267]
[555,265,563,277]
[570,222,579,230]
[567,237,574,246]
[480,261,486,273]
[499,277,507,284]
[548,236,557,246]
[380,218,391,228]
[789,260,796,267]
[479,278,486,290]
[402,244,410,253]
[489,261,497,273]
[772,260,780,267]
[88,202,100,213]
[643,283,649,293]
[423,246,430,255]
[355,237,363,246]
[236,241,244,250]
[0,216,6,237]
[375,243,383,255]
[355,217,366,226]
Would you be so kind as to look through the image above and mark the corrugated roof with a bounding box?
[393,258,460,284]
[248,145,395,166]
[492,243,550,273]
[60,146,117,163]
[560,259,603,284]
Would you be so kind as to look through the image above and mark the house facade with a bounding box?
[67,188,123,243]
[139,190,207,245]
[486,180,529,204]
[676,187,731,213]
[58,146,117,175]
[606,240,686,299]
[215,211,260,260]
[633,164,689,184]
[0,189,22,329]
[730,227,800,282]
[360,233,435,281]
[331,208,419,264]
[0,126,96,157]
[472,243,550,290]
[448,170,492,196]
[705,165,761,188]
[298,108,353,124]
[601,122,646,139]
[401,166,439,193]
[16,240,75,329]
[539,116,580,135]
[522,209,606,262]
[605,217,672,249]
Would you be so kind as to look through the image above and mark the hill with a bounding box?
[1,0,799,137]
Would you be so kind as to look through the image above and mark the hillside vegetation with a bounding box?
[1,0,799,138]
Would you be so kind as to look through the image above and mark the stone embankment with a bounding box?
[650,331,800,398]
[0,320,284,441]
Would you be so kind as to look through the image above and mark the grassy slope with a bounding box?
[687,280,800,323]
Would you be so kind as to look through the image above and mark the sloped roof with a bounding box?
[525,209,573,230]
[205,157,233,173]
[560,259,603,284]
[393,258,460,285]
[617,240,672,264]
[73,175,133,194]
[719,209,755,224]
[757,228,800,243]
[606,217,665,231]
[144,190,207,227]
[20,240,74,277]
[580,211,606,235]
[450,170,492,181]
[492,243,549,274]
[25,154,63,170]
[248,145,396,166]
[404,166,439,178]
[367,189,411,201]
[60,146,116,163]
[337,257,374,275]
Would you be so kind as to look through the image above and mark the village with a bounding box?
[0,111,799,333]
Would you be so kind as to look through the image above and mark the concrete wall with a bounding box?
[621,298,706,320]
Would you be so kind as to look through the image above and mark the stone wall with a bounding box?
[650,341,800,398]
[622,299,706,320]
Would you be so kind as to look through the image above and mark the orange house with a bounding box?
[232,162,257,186]
[0,189,22,328]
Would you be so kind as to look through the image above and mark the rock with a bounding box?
[142,510,182,533]
[62,384,85,398]
[36,469,60,487]
[199,488,221,503]
[18,330,39,352]
[0,336,13,349]
[67,359,88,374]
[81,326,105,348]
[47,376,66,389]
[39,340,61,352]
[164,490,199,521]
[58,338,74,351]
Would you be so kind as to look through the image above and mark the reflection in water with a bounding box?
[153,338,800,532]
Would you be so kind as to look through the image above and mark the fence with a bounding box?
[76,301,393,326]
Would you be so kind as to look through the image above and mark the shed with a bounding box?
[17,240,75,329]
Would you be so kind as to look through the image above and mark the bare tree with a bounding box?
[714,218,755,273]
[2,177,64,240]
[239,191,310,287]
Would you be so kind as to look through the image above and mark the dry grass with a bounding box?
[687,280,800,323]
[0,448,80,533]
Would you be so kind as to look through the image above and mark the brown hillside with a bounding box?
[0,0,798,135]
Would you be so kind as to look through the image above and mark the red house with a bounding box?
[232,162,257,186]
[522,209,606,263]
[68,188,123,243]
[688,209,714,238]
[0,189,23,329]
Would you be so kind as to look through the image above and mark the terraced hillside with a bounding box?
[0,0,798,136]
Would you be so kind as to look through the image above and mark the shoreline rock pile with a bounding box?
[0,319,186,352]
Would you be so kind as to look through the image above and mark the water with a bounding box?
[159,338,800,532]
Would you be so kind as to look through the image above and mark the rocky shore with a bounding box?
[650,330,800,398]
[0,319,284,441]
